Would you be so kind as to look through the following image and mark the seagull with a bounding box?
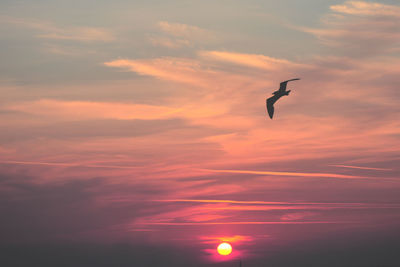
[266,78,300,119]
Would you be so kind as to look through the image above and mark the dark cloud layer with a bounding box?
[0,118,227,142]
[0,174,162,243]
[1,231,399,267]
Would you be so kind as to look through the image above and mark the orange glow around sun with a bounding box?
[217,242,232,256]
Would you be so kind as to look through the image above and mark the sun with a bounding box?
[217,242,232,256]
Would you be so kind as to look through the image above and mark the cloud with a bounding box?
[103,51,304,94]
[0,160,148,170]
[5,99,229,122]
[7,99,181,120]
[42,43,99,56]
[0,243,205,267]
[149,21,217,49]
[330,1,400,17]
[0,16,114,42]
[148,36,190,49]
[199,235,254,244]
[1,3,400,265]
[281,212,316,221]
[155,199,385,207]
[197,168,366,179]
[199,50,307,70]
[103,56,257,100]
[103,49,399,172]
[158,21,211,39]
[134,221,346,225]
[298,1,400,56]
[0,117,195,141]
[104,58,214,85]
[330,164,393,171]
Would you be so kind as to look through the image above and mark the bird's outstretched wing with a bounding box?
[279,78,300,92]
[266,98,275,119]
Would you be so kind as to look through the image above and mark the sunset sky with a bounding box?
[1,1,400,266]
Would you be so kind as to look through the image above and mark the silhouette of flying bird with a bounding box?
[266,78,300,119]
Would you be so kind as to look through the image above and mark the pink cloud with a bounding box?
[196,168,366,179]
[199,235,254,244]
[134,221,348,225]
[330,164,393,171]
[330,1,400,17]
[281,212,316,221]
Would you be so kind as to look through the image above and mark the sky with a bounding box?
[0,0,400,266]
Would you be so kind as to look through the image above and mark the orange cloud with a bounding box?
[6,99,228,121]
[7,99,179,120]
[104,58,217,86]
[199,50,307,70]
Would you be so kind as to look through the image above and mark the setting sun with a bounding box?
[217,242,232,256]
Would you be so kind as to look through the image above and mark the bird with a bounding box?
[266,78,300,119]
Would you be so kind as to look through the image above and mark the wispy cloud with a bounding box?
[331,164,393,171]
[5,99,228,121]
[155,199,400,209]
[135,221,349,225]
[148,36,190,49]
[156,199,370,206]
[297,1,400,56]
[158,21,211,39]
[197,168,366,179]
[7,99,181,120]
[281,212,316,221]
[149,21,217,49]
[129,199,398,233]
[0,160,144,169]
[104,58,217,86]
[330,1,400,17]
[199,235,254,244]
[199,50,307,70]
[1,0,400,261]
[42,43,97,56]
[0,16,114,42]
